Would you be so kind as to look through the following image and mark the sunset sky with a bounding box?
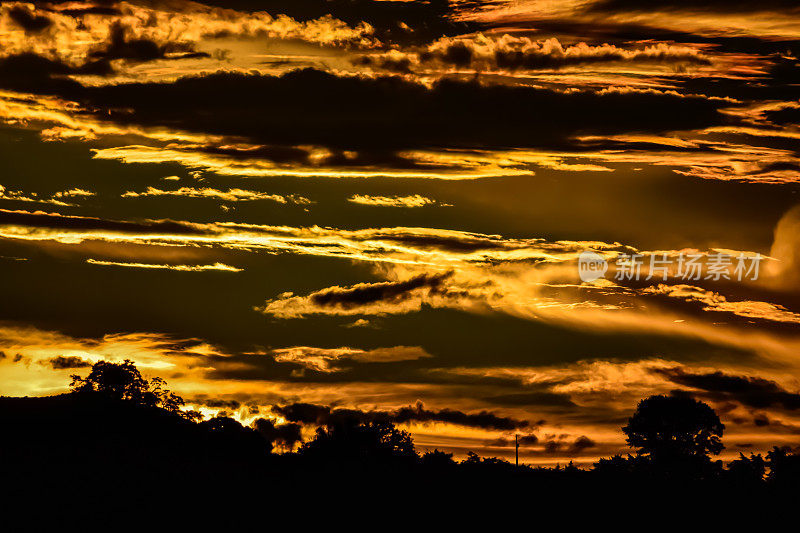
[1,0,800,465]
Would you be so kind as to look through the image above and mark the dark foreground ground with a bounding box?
[1,393,797,525]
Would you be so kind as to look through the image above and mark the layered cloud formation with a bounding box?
[1,0,799,464]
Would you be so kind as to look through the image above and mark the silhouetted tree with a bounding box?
[252,418,303,451]
[200,414,271,454]
[421,449,456,468]
[299,420,417,466]
[70,359,198,420]
[766,446,800,489]
[462,451,510,466]
[726,453,766,487]
[594,453,650,477]
[623,394,724,462]
[460,451,518,475]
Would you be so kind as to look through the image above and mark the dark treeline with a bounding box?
[2,360,799,520]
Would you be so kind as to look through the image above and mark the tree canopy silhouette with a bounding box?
[622,394,724,461]
[299,419,417,466]
[253,417,303,451]
[9,360,800,516]
[70,359,197,419]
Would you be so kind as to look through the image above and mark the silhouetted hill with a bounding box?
[0,394,275,514]
[1,394,268,464]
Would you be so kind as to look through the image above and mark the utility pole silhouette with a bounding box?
[515,434,519,466]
